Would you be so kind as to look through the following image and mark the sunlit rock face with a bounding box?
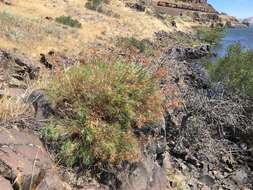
[174,0,208,4]
[153,0,217,15]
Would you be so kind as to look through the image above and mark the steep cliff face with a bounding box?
[154,0,217,14]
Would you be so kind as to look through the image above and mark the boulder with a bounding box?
[99,154,169,190]
[0,49,39,89]
[27,90,55,120]
[0,127,68,190]
[0,176,13,190]
[125,2,146,12]
[39,51,75,70]
[99,120,169,190]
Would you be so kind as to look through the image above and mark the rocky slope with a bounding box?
[213,13,247,28]
[0,0,252,190]
[160,45,253,190]
[154,0,217,14]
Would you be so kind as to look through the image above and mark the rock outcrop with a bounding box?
[219,14,248,28]
[39,51,76,70]
[153,41,253,189]
[0,49,39,89]
[166,45,210,61]
[0,176,13,190]
[156,0,216,13]
[0,126,69,190]
[27,90,55,120]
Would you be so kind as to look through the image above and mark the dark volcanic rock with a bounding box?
[166,45,210,61]
[99,154,169,190]
[94,120,169,190]
[0,49,39,89]
[125,1,145,12]
[27,90,55,120]
[153,42,253,190]
[39,51,75,70]
[117,155,168,190]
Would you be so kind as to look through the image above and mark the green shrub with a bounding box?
[85,0,104,11]
[203,43,253,97]
[55,16,81,28]
[43,61,163,167]
[175,34,201,47]
[117,37,154,56]
[196,26,226,45]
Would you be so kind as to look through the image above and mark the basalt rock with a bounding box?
[99,143,169,190]
[0,127,69,190]
[0,49,39,89]
[166,45,210,61]
[155,43,253,189]
[59,119,169,190]
[27,90,55,120]
[39,51,76,70]
[125,1,146,12]
[155,0,217,14]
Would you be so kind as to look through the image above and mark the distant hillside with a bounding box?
[243,17,253,25]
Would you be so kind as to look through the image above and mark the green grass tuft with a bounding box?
[196,26,226,45]
[85,0,104,11]
[55,16,81,28]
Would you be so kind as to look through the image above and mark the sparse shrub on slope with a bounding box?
[55,16,81,28]
[85,0,119,17]
[117,37,154,56]
[42,61,163,167]
[85,0,105,11]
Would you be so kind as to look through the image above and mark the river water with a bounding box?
[213,26,253,57]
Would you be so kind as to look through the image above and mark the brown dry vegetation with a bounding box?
[0,0,201,59]
[42,61,164,167]
[0,95,31,121]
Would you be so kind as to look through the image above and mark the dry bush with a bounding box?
[42,61,164,167]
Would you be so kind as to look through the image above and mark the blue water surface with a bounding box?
[213,26,253,57]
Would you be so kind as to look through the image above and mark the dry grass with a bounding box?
[0,95,32,121]
[0,75,50,121]
[0,0,200,58]
[167,171,189,190]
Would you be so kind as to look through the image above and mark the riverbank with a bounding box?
[163,41,253,190]
[0,1,252,190]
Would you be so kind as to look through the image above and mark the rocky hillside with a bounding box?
[243,17,253,25]
[0,0,252,190]
[153,0,217,14]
